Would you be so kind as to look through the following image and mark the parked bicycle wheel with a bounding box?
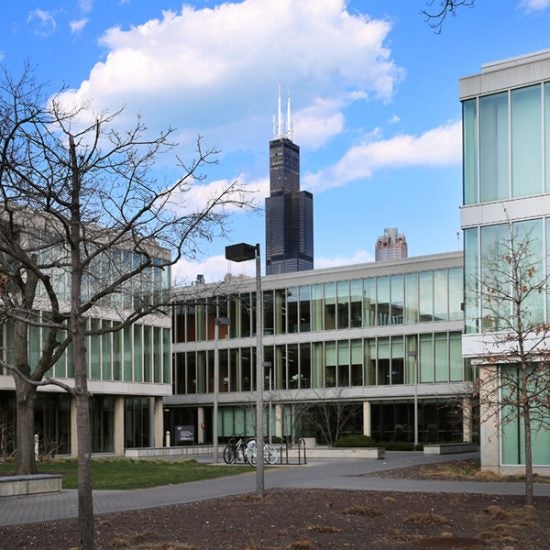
[245,440,257,466]
[264,444,280,465]
[223,440,236,464]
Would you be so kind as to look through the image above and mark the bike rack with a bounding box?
[276,438,307,465]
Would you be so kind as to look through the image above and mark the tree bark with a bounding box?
[14,378,37,475]
[69,134,95,549]
[13,310,37,475]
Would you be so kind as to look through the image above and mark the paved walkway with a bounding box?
[1,451,549,526]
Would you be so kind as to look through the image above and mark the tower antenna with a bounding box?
[286,92,293,141]
[277,84,283,138]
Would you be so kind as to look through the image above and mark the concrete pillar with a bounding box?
[113,396,125,455]
[462,396,473,443]
[153,397,164,448]
[363,401,372,437]
[479,365,500,471]
[70,397,78,457]
[197,406,205,444]
[275,404,283,439]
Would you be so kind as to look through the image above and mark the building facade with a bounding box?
[375,227,408,262]
[265,126,314,274]
[461,51,550,474]
[0,245,172,457]
[167,252,472,446]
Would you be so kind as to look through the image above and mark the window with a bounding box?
[287,287,298,333]
[404,273,419,324]
[390,275,404,324]
[350,280,363,328]
[419,334,434,383]
[299,286,311,332]
[419,272,434,322]
[324,283,336,330]
[336,281,350,329]
[480,92,509,202]
[377,277,390,325]
[363,278,376,327]
[512,85,542,198]
[463,99,478,204]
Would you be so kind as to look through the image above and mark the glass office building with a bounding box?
[461,51,550,474]
[0,246,172,456]
[166,251,471,445]
[265,137,314,275]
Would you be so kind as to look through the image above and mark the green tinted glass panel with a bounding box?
[512,85,542,198]
[480,92,509,202]
[463,99,478,204]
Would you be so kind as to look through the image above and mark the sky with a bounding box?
[2,0,550,284]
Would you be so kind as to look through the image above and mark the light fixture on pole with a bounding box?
[225,242,264,496]
[213,316,230,464]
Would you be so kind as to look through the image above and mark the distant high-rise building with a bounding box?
[375,227,408,261]
[265,92,313,275]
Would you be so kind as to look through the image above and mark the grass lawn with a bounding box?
[0,458,250,490]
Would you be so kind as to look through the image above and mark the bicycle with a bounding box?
[222,435,249,464]
[245,439,280,466]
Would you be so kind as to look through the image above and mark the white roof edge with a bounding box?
[481,49,550,73]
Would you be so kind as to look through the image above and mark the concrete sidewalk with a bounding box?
[1,451,548,526]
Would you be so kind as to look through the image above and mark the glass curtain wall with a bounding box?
[175,331,463,395]
[463,82,550,204]
[173,268,462,342]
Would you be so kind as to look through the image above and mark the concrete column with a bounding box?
[462,396,473,443]
[275,404,283,439]
[113,396,125,455]
[70,397,78,457]
[479,365,500,471]
[197,406,205,444]
[153,397,164,448]
[363,401,372,437]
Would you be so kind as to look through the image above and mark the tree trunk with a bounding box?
[69,134,95,549]
[75,387,94,549]
[523,407,534,506]
[14,378,37,475]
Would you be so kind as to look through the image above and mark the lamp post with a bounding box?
[264,361,273,444]
[225,242,264,496]
[213,316,230,463]
[408,350,419,447]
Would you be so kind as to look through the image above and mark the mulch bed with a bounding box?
[1,488,549,549]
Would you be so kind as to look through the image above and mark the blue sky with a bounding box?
[2,0,550,283]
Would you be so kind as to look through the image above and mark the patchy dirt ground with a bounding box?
[1,463,549,549]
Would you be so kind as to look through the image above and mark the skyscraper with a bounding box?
[265,93,314,275]
[375,227,408,262]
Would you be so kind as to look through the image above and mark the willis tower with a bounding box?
[265,93,314,275]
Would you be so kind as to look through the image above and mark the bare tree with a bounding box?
[0,66,250,548]
[292,389,360,447]
[422,0,475,32]
[473,223,550,506]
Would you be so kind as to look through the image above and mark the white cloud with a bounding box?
[294,98,345,150]
[519,0,550,12]
[388,114,400,124]
[70,18,89,33]
[0,52,4,62]
[316,249,374,269]
[304,120,461,192]
[78,0,94,14]
[167,175,268,216]
[55,0,401,153]
[27,9,57,36]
